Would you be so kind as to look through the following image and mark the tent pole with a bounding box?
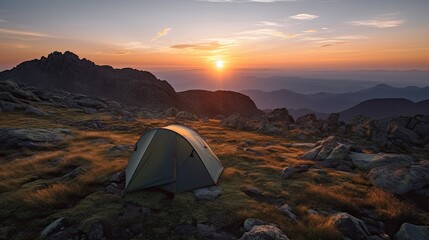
[173,134,177,194]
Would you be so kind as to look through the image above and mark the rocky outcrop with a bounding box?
[221,114,251,130]
[178,90,262,118]
[0,51,180,110]
[368,161,429,195]
[394,223,429,240]
[296,113,322,129]
[240,225,289,240]
[351,152,419,170]
[193,186,222,200]
[0,128,72,150]
[328,212,371,240]
[266,108,294,123]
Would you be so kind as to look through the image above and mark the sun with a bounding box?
[216,60,224,69]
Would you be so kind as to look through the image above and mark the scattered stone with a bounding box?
[59,166,86,182]
[394,223,429,240]
[240,225,289,240]
[243,218,265,232]
[299,136,354,161]
[242,186,263,197]
[106,183,124,196]
[83,108,98,114]
[281,165,309,179]
[279,204,297,221]
[307,209,319,215]
[362,217,385,236]
[176,111,197,121]
[193,186,222,200]
[351,152,419,170]
[368,161,429,194]
[110,171,125,183]
[328,212,370,240]
[41,217,67,238]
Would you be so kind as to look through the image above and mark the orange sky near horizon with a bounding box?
[0,0,428,71]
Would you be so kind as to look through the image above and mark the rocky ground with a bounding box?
[1,80,429,240]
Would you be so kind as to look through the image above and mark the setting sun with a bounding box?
[216,60,224,69]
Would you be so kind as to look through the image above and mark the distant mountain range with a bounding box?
[339,98,429,122]
[242,84,429,113]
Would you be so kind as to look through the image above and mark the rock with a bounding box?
[106,183,124,195]
[368,161,429,194]
[77,119,104,129]
[76,98,109,110]
[110,171,125,183]
[362,218,385,236]
[0,99,25,111]
[0,92,19,102]
[326,113,340,126]
[240,225,289,240]
[122,229,134,240]
[299,136,354,161]
[106,145,134,155]
[388,122,421,145]
[88,221,106,240]
[164,107,180,117]
[350,152,419,170]
[307,209,319,215]
[193,186,222,200]
[242,186,263,197]
[176,111,197,120]
[394,223,429,240]
[281,165,309,179]
[41,217,67,238]
[243,218,265,232]
[59,166,86,182]
[279,204,297,221]
[266,108,294,123]
[221,114,250,130]
[197,223,217,237]
[296,113,321,129]
[174,224,197,236]
[328,212,370,240]
[0,128,72,150]
[25,105,47,116]
[0,80,40,101]
[258,118,282,135]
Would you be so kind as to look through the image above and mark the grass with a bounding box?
[0,103,428,239]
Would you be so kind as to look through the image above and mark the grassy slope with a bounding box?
[0,104,428,240]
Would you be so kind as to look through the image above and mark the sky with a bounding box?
[0,0,428,71]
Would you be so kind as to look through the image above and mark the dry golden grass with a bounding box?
[22,183,84,208]
[366,188,414,219]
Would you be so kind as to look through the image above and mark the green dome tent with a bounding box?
[125,125,224,193]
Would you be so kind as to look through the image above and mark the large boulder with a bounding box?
[388,122,421,145]
[326,113,340,126]
[266,108,294,124]
[368,161,429,195]
[328,212,370,240]
[258,118,282,135]
[0,80,40,101]
[299,136,355,161]
[243,218,265,232]
[394,223,429,240]
[296,113,322,129]
[221,114,250,130]
[176,111,198,121]
[240,225,289,240]
[0,128,72,149]
[351,152,419,170]
[41,217,67,238]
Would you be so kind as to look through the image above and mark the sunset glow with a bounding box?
[216,60,224,69]
[0,0,428,71]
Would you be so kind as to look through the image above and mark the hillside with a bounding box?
[242,84,429,113]
[339,98,429,121]
[0,51,180,110]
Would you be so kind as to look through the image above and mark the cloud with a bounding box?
[289,14,319,20]
[0,28,52,38]
[152,27,171,41]
[115,41,150,50]
[303,29,317,33]
[257,21,283,27]
[348,19,404,28]
[335,35,368,40]
[236,28,299,40]
[171,39,240,51]
[320,41,348,48]
[94,51,130,56]
[0,19,8,23]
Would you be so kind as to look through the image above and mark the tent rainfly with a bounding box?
[125,125,224,193]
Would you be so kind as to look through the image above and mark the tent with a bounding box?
[125,125,224,193]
